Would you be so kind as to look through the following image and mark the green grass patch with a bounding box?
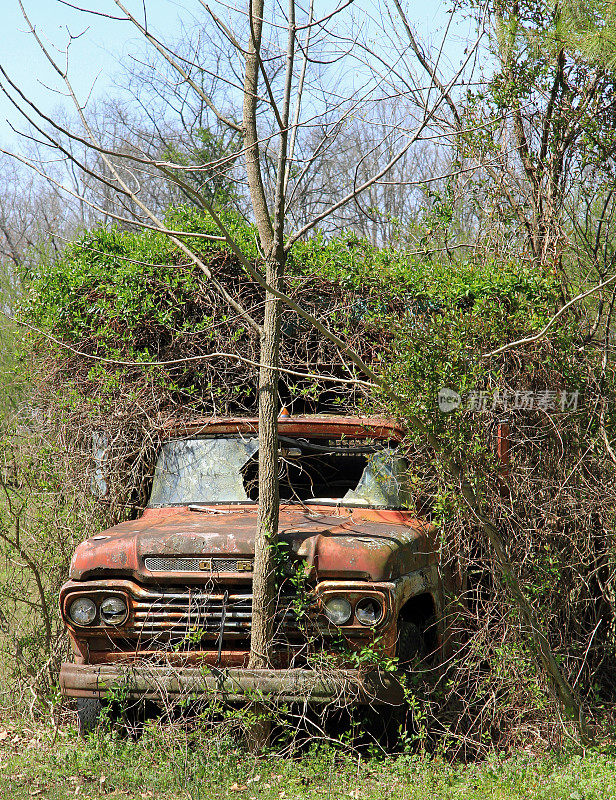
[0,718,615,800]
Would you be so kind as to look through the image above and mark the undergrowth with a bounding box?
[2,717,616,800]
[3,206,616,756]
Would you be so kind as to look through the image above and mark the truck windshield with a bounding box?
[148,436,412,509]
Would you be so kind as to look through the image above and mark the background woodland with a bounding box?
[0,0,616,757]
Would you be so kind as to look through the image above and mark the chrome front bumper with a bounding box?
[60,662,404,705]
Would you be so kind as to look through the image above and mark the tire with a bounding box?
[396,618,424,666]
[76,698,103,737]
[379,618,426,748]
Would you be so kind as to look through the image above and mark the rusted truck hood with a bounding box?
[70,506,436,582]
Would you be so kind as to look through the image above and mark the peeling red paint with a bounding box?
[70,505,435,583]
[60,415,449,704]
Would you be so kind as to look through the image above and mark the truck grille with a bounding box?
[144,557,252,573]
[130,588,296,640]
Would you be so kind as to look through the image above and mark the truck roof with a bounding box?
[161,414,405,442]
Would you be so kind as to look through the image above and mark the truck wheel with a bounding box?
[380,618,426,748]
[358,621,425,751]
[396,618,424,666]
[76,698,103,736]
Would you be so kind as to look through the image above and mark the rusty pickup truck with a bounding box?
[59,414,447,733]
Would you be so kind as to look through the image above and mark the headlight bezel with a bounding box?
[64,591,130,629]
[319,589,388,629]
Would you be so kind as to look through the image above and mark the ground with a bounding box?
[1,717,615,800]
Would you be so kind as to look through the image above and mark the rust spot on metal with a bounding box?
[161,414,406,443]
[60,415,451,706]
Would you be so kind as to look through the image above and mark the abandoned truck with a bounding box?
[59,414,450,733]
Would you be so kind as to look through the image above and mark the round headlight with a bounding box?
[100,596,128,626]
[68,597,97,626]
[355,597,384,626]
[323,596,352,625]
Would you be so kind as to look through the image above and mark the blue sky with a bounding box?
[0,0,472,148]
[0,0,187,145]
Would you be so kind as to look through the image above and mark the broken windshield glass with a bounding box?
[148,436,411,508]
[148,437,259,506]
[343,450,412,508]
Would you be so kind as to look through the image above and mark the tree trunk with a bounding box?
[243,0,289,675]
[242,0,274,249]
[249,254,283,669]
[245,254,283,752]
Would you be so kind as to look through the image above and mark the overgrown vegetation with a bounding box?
[2,0,616,784]
[1,204,613,757]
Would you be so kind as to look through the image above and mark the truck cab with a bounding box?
[59,415,447,732]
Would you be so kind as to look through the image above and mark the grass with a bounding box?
[1,716,616,800]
